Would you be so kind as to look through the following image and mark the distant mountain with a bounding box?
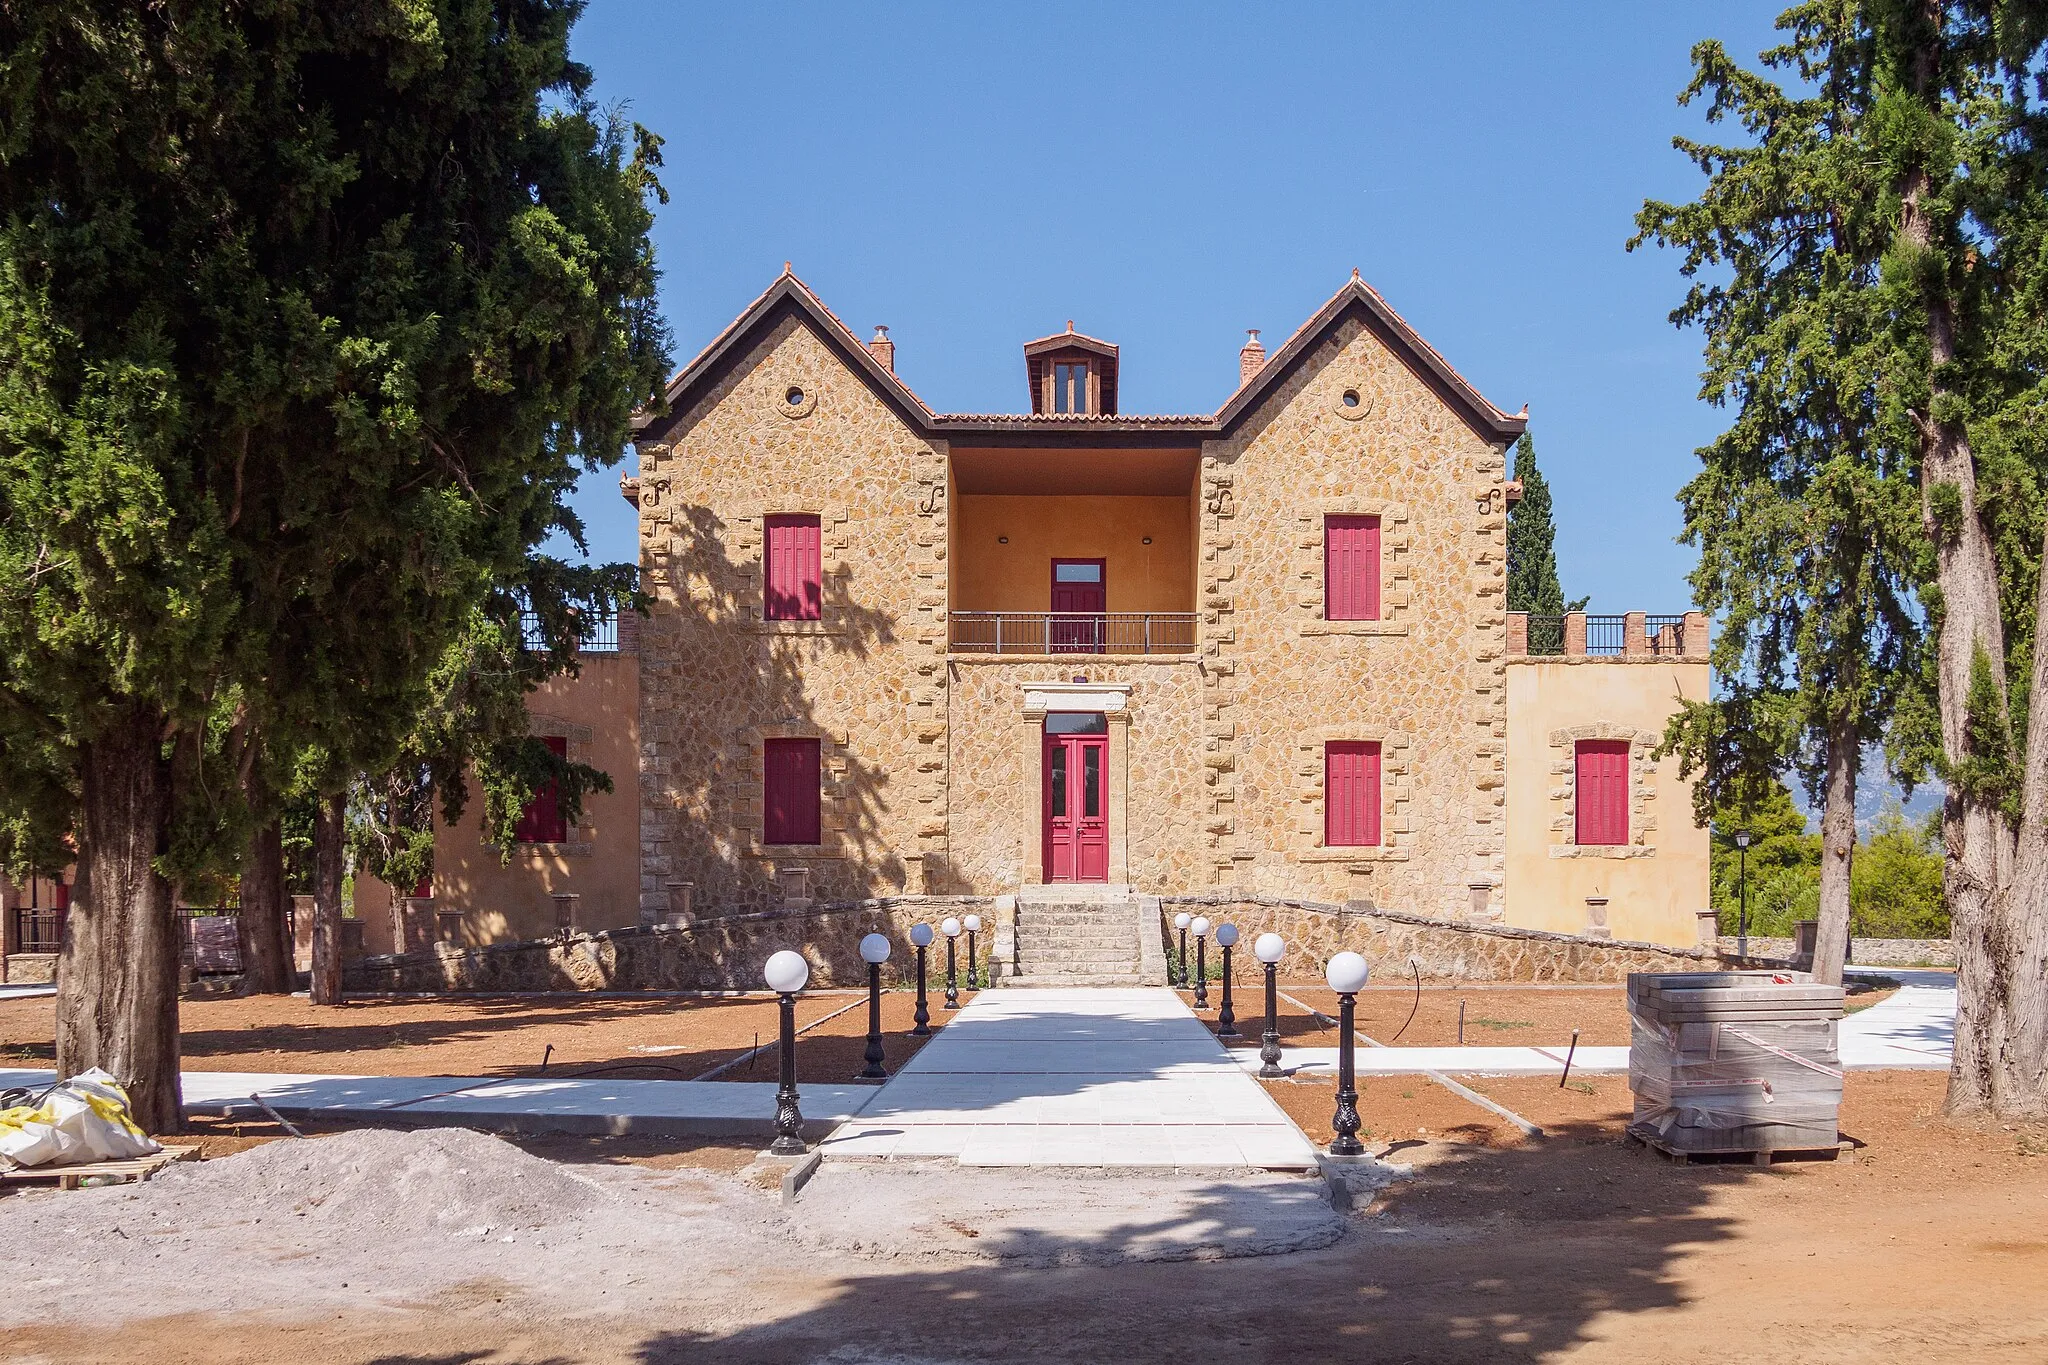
[1786,746,1942,837]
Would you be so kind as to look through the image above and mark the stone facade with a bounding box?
[617,271,1713,947]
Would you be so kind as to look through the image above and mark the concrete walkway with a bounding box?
[0,984,55,1001]
[0,1067,880,1138]
[1247,968,1958,1078]
[819,987,1318,1169]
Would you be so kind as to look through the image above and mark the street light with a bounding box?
[1173,912,1192,987]
[764,950,811,1155]
[1734,830,1753,958]
[1254,932,1285,1078]
[964,913,983,989]
[1190,916,1211,1009]
[857,933,891,1082]
[909,922,934,1036]
[1214,923,1241,1039]
[941,916,962,1009]
[1325,951,1370,1157]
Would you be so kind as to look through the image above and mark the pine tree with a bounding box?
[0,1,670,1126]
[1506,432,1585,652]
[1633,0,1922,988]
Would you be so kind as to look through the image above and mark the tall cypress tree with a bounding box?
[1507,432,1584,652]
[0,0,670,1126]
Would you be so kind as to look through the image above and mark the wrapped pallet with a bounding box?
[1627,970,1844,1160]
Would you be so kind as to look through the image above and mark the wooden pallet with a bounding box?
[1625,1127,1850,1168]
[0,1145,200,1191]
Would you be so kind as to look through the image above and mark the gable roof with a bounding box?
[634,268,1527,447]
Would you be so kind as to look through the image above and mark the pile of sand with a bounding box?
[0,1128,775,1327]
[142,1126,615,1239]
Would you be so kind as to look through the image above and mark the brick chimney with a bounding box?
[868,325,895,373]
[1238,329,1267,386]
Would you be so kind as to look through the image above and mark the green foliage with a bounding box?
[1707,781,1946,938]
[0,2,670,902]
[1506,432,1586,634]
[1634,1,1924,829]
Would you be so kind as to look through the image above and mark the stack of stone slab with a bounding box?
[1626,970,1844,1159]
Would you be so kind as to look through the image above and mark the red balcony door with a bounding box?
[1043,715,1109,882]
[1049,559,1106,653]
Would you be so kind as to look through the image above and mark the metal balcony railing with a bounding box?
[1584,615,1628,656]
[10,907,64,954]
[1645,614,1691,656]
[518,611,619,653]
[949,612,1199,656]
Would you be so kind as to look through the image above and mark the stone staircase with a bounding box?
[1001,887,1164,987]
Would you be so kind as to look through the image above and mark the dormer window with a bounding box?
[1024,323,1119,415]
[1054,362,1090,414]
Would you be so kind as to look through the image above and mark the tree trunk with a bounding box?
[54,701,183,1135]
[1813,717,1857,988]
[236,812,291,995]
[1891,3,2024,1116]
[310,793,345,1006]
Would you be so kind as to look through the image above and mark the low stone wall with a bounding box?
[341,897,998,995]
[3,953,56,985]
[1162,895,1764,984]
[1716,936,1955,969]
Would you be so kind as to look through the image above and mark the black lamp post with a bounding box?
[856,932,891,1082]
[1735,830,1752,957]
[1191,916,1211,1010]
[1326,951,1370,1156]
[964,913,983,989]
[1255,932,1285,1078]
[910,922,934,1036]
[764,950,810,1155]
[941,916,962,1009]
[1172,912,1191,988]
[1214,923,1240,1039]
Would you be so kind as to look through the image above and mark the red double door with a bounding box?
[1043,715,1109,882]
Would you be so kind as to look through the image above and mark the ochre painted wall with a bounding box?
[951,493,1195,614]
[358,650,642,951]
[1503,658,1712,947]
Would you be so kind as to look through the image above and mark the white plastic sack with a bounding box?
[0,1068,163,1170]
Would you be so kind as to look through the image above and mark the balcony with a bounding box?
[1509,611,1708,660]
[949,611,1199,656]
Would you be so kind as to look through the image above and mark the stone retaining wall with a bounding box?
[1715,936,1955,969]
[341,897,998,995]
[1163,895,1762,983]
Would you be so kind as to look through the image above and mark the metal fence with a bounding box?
[1584,615,1628,656]
[1645,614,1690,656]
[10,906,64,954]
[949,612,1200,656]
[518,611,619,654]
[1523,614,1566,656]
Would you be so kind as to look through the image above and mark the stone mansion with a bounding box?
[317,268,1714,976]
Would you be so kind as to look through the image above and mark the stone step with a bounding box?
[999,972,1149,988]
[1016,931,1133,947]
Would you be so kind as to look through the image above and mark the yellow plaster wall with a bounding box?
[1503,658,1712,947]
[951,494,1195,614]
[357,651,642,951]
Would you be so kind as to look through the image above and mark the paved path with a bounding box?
[0,1068,879,1139]
[1248,968,1957,1077]
[820,987,1318,1169]
[0,984,54,1001]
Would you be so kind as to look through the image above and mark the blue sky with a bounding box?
[558,1,1792,615]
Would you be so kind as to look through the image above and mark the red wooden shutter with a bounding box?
[1324,741,1383,847]
[1325,515,1382,621]
[763,738,822,845]
[1575,741,1630,845]
[513,736,569,843]
[764,514,822,621]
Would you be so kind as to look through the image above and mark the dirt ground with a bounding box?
[1193,980,1638,1047]
[0,988,966,1086]
[1,1069,2043,1364]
